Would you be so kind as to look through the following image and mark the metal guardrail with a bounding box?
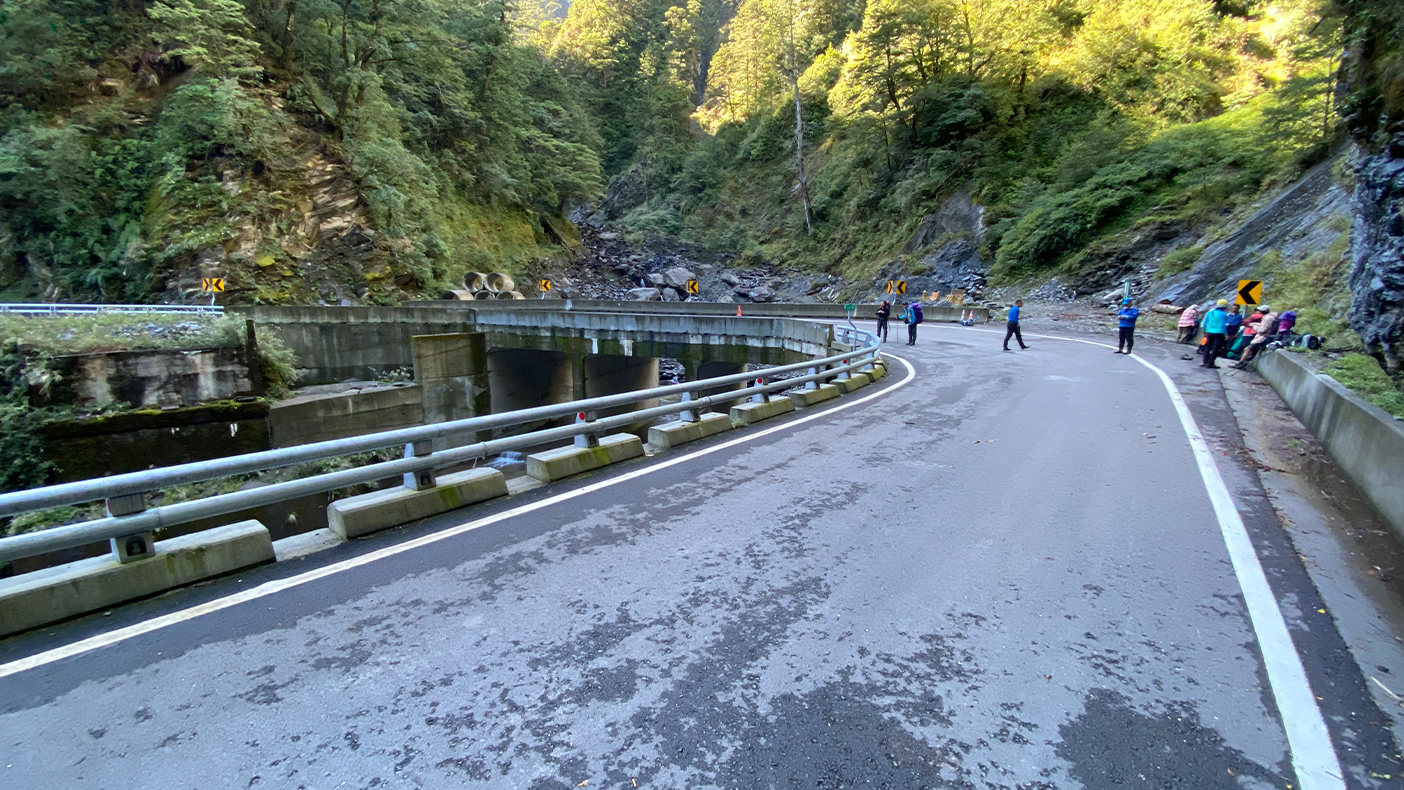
[0,303,224,315]
[0,323,881,564]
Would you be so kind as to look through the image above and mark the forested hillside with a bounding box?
[559,0,1342,291]
[0,0,602,303]
[0,0,1388,326]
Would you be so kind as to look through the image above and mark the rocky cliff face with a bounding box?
[1338,0,1404,374]
[1347,136,1404,375]
[1153,158,1348,307]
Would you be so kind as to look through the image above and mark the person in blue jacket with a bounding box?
[1224,303,1244,344]
[1199,299,1229,368]
[1114,298,1139,354]
[897,301,921,345]
[1003,299,1028,351]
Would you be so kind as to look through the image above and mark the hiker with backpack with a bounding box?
[899,301,923,344]
[1226,306,1265,360]
[876,300,891,342]
[1003,299,1028,351]
[1234,307,1277,369]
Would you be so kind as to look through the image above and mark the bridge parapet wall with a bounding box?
[237,305,833,383]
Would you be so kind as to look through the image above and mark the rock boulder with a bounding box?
[663,266,696,290]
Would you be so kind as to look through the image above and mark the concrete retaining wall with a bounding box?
[1255,350,1404,543]
[46,346,256,408]
[268,384,424,447]
[233,306,473,384]
[43,401,271,482]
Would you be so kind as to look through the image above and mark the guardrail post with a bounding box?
[573,411,599,448]
[750,377,768,403]
[402,441,437,490]
[105,493,154,563]
[679,391,698,423]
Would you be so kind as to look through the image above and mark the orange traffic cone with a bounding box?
[736,305,742,317]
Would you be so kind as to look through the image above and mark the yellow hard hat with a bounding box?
[1216,299,1228,307]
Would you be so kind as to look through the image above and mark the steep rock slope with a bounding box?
[1153,158,1348,307]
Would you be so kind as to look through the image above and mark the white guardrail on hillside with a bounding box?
[0,322,881,564]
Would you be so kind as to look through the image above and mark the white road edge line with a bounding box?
[938,324,1346,790]
[0,356,918,681]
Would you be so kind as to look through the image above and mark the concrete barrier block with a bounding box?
[868,363,887,381]
[1256,351,1404,543]
[527,433,645,483]
[648,412,733,449]
[788,383,841,407]
[0,520,274,638]
[730,397,797,426]
[835,373,872,393]
[328,467,508,540]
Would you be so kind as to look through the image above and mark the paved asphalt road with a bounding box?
[1,325,1400,789]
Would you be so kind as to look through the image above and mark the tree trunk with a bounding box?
[793,74,813,235]
[786,2,813,235]
[281,0,299,71]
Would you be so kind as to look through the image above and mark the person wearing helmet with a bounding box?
[1200,298,1229,368]
[1114,298,1139,354]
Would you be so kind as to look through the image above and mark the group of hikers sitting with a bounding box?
[1176,301,1303,368]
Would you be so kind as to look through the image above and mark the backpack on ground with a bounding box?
[911,303,924,324]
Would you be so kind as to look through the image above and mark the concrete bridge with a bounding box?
[239,305,848,445]
[234,303,864,386]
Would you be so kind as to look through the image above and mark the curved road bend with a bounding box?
[1,326,1399,788]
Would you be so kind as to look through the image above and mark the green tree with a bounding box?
[150,0,264,79]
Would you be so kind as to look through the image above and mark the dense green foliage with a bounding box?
[1324,353,1404,417]
[0,343,52,495]
[0,0,1363,302]
[1336,0,1404,149]
[546,0,1344,283]
[0,0,603,302]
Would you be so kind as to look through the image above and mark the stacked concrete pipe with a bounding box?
[485,272,515,293]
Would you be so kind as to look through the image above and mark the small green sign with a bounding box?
[843,304,856,311]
